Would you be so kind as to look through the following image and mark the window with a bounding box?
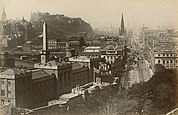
[158,60,160,64]
[167,60,169,63]
[176,60,178,63]
[1,99,4,104]
[158,54,160,56]
[170,54,173,57]
[1,90,5,96]
[7,81,11,85]
[163,54,165,56]
[8,100,11,103]
[170,60,173,63]
[8,90,11,95]
[167,54,169,56]
[163,60,165,64]
[1,80,4,84]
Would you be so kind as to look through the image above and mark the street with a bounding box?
[126,58,152,88]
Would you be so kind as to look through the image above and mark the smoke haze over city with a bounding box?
[0,0,178,29]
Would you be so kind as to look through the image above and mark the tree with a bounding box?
[127,68,177,114]
[99,91,140,115]
[111,58,125,77]
[154,64,166,73]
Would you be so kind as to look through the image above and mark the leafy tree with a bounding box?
[154,64,166,73]
[111,58,125,77]
[99,67,177,115]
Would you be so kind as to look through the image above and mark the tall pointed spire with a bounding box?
[121,13,124,25]
[2,5,6,21]
[119,13,125,36]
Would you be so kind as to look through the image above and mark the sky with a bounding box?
[0,0,178,29]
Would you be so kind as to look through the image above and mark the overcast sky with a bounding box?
[0,0,178,29]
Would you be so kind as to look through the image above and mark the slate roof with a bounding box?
[72,62,83,70]
[31,69,50,80]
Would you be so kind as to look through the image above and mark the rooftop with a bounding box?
[85,46,101,50]
[31,69,51,80]
[34,61,71,69]
[106,45,115,50]
[69,56,91,62]
[0,68,29,79]
[0,68,27,74]
[68,41,80,46]
[154,49,178,54]
[60,93,80,100]
[72,62,84,70]
[69,55,100,62]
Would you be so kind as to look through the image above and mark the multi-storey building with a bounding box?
[48,37,85,58]
[0,52,15,67]
[154,49,178,69]
[80,46,101,58]
[81,45,123,65]
[48,39,68,58]
[0,68,32,108]
[69,56,104,82]
[34,61,72,96]
[0,68,57,109]
[31,69,56,108]
[0,52,36,69]
[71,63,90,87]
[101,45,123,64]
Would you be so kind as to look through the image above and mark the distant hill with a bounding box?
[30,12,93,40]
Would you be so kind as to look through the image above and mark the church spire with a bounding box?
[2,5,6,21]
[121,13,124,25]
[119,13,125,36]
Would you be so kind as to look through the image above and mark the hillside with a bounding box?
[30,12,93,40]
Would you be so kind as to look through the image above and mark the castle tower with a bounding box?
[119,13,126,36]
[2,5,6,21]
[41,22,49,64]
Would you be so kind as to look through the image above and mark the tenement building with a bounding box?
[154,49,178,69]
[101,45,123,64]
[0,68,32,108]
[80,46,101,58]
[69,56,104,82]
[31,69,57,108]
[0,68,57,109]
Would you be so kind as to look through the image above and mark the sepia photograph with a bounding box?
[0,0,178,115]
